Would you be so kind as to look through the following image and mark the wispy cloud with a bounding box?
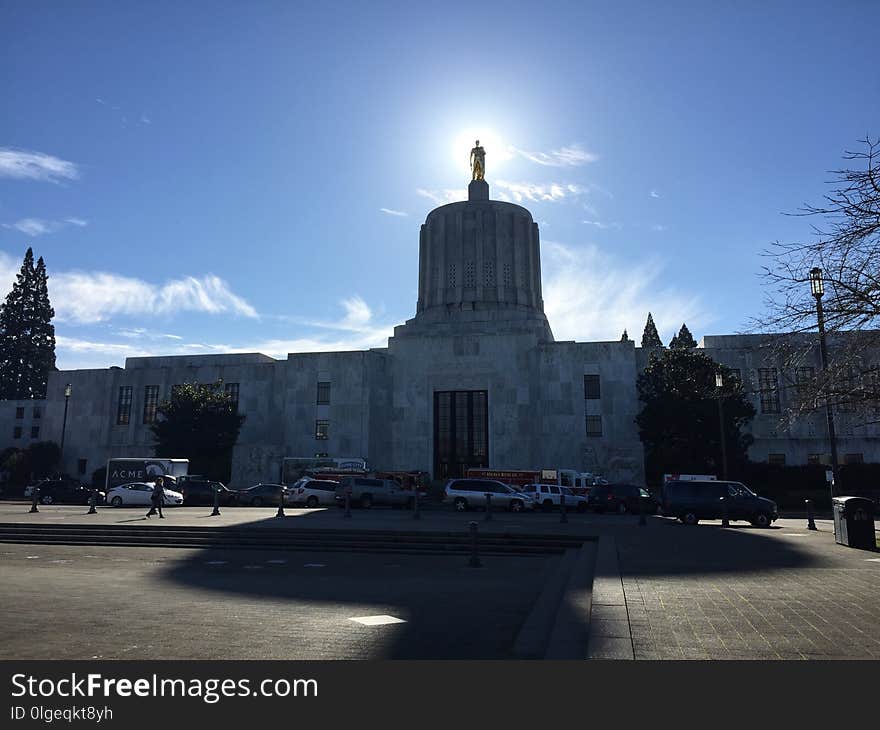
[510,143,597,167]
[0,251,257,324]
[542,240,710,343]
[494,180,586,204]
[582,220,622,231]
[415,188,467,206]
[140,115,152,125]
[650,224,667,232]
[650,190,661,198]
[379,207,408,217]
[2,217,88,237]
[0,147,79,183]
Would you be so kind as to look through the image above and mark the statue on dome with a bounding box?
[470,140,486,181]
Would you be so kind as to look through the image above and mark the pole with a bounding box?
[560,491,568,523]
[815,295,840,498]
[343,491,352,519]
[721,496,729,528]
[211,485,221,516]
[413,488,421,520]
[87,489,97,514]
[275,485,286,518]
[805,499,817,531]
[468,521,481,568]
[60,394,70,466]
[484,492,492,521]
[638,493,647,526]
[717,394,728,480]
[29,487,40,513]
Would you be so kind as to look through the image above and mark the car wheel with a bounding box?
[40,495,54,505]
[453,497,468,512]
[510,499,524,513]
[753,512,772,528]
[252,497,263,507]
[110,496,123,507]
[306,495,319,508]
[682,512,699,526]
[360,494,373,509]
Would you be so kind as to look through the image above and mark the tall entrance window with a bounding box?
[433,390,488,479]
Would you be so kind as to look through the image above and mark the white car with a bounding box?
[106,482,184,507]
[521,484,588,512]
[290,477,340,507]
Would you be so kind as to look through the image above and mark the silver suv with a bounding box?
[522,483,588,512]
[443,478,535,513]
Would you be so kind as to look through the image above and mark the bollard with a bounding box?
[413,488,421,521]
[721,496,729,527]
[29,487,39,514]
[805,499,817,531]
[468,521,481,568]
[560,492,568,523]
[638,494,647,526]
[87,489,98,515]
[211,486,221,517]
[276,486,286,518]
[484,492,492,521]
[343,491,352,519]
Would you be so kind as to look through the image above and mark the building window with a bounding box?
[447,264,456,288]
[30,425,39,439]
[15,407,24,419]
[758,368,780,414]
[143,385,159,424]
[464,261,475,288]
[586,415,603,437]
[483,261,495,286]
[795,366,816,404]
[768,453,786,466]
[807,453,823,465]
[33,407,41,419]
[844,453,864,465]
[77,458,87,475]
[503,263,512,287]
[116,386,133,425]
[13,426,22,439]
[584,374,601,400]
[315,420,329,440]
[225,382,240,411]
[316,381,331,405]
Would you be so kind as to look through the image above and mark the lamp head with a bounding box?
[809,267,824,298]
[64,383,72,398]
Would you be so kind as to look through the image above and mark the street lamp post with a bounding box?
[809,267,840,499]
[715,372,728,480]
[60,383,72,470]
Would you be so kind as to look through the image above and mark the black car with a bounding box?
[178,479,237,506]
[662,480,777,527]
[35,480,105,505]
[235,483,291,507]
[589,483,658,514]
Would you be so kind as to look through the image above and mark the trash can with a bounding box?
[832,496,876,550]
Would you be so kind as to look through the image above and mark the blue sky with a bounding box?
[1,1,878,369]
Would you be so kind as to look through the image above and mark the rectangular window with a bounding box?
[758,368,780,414]
[30,425,39,439]
[317,381,331,405]
[807,453,823,465]
[768,453,786,466]
[583,374,601,399]
[224,382,240,412]
[116,386,133,425]
[15,407,24,419]
[143,385,159,424]
[586,415,603,437]
[728,368,742,383]
[315,419,329,440]
[844,453,864,465]
[13,426,22,439]
[33,407,41,419]
[77,458,87,475]
[795,366,816,404]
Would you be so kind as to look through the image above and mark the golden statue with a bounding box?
[470,140,486,181]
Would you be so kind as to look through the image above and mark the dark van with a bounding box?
[663,480,778,527]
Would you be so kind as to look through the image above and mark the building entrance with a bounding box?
[433,390,488,479]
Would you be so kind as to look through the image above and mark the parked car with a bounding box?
[178,479,238,506]
[589,483,659,514]
[291,477,341,507]
[35,480,105,506]
[235,483,291,507]
[334,477,413,509]
[663,479,778,527]
[443,478,535,513]
[521,483,588,512]
[106,482,183,507]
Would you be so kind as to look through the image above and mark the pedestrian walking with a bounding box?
[147,476,165,519]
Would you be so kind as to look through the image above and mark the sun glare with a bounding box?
[451,129,514,178]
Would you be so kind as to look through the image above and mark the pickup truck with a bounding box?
[334,476,414,509]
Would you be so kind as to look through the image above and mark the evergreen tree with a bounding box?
[640,312,663,348]
[671,322,697,349]
[669,332,680,349]
[620,329,630,342]
[0,249,56,399]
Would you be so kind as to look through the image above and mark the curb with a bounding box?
[544,540,596,659]
[586,536,634,660]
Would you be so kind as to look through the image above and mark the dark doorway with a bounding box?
[433,390,489,479]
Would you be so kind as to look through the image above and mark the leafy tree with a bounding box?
[0,248,56,399]
[636,348,755,486]
[670,323,697,349]
[620,329,630,342]
[150,381,245,483]
[0,447,31,485]
[640,312,663,348]
[28,440,60,478]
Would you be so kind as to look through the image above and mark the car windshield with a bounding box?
[732,482,755,496]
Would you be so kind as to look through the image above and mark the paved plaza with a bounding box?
[0,502,877,660]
